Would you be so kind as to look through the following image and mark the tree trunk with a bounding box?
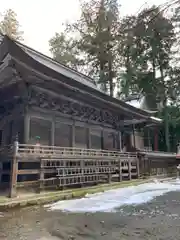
[99,63,107,92]
[123,45,131,98]
[159,60,170,152]
[108,58,114,97]
[164,101,170,152]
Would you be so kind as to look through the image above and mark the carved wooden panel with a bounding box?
[29,89,123,128]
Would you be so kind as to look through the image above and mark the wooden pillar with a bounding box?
[128,156,132,180]
[101,130,104,150]
[139,155,142,177]
[149,158,151,176]
[148,128,151,150]
[0,162,2,184]
[9,141,18,198]
[71,123,75,147]
[133,125,136,148]
[119,158,122,182]
[107,173,112,183]
[51,120,55,146]
[87,128,91,149]
[136,156,140,178]
[113,132,116,149]
[154,126,158,151]
[119,131,122,151]
[24,114,30,143]
[80,159,84,187]
[39,158,44,193]
[144,156,148,176]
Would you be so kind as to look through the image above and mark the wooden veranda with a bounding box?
[0,142,139,197]
[0,142,179,198]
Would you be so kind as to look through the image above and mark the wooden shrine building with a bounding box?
[0,36,177,197]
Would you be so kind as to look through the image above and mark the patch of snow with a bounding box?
[46,179,180,213]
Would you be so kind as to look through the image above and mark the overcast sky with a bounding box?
[1,0,167,56]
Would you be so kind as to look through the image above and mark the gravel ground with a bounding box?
[1,191,180,240]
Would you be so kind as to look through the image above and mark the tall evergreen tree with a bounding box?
[0,9,23,41]
[136,6,175,151]
[116,6,176,151]
[49,0,120,96]
[117,15,140,98]
[49,32,83,71]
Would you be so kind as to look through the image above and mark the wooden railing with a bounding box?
[1,142,139,198]
[13,143,138,159]
[142,147,152,152]
[0,143,177,160]
[139,147,176,155]
[1,142,178,198]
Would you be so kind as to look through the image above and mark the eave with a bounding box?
[13,59,151,120]
[16,40,98,91]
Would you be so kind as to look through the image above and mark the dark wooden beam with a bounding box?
[119,119,147,126]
